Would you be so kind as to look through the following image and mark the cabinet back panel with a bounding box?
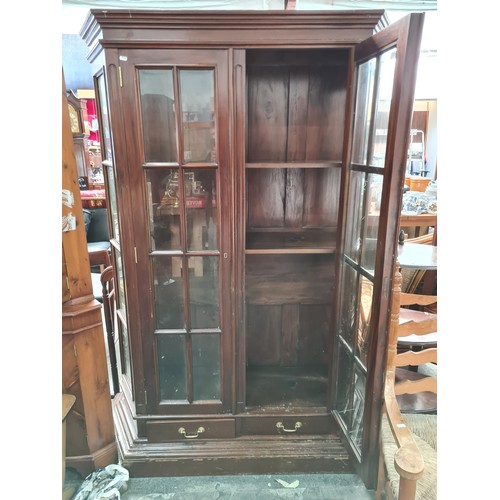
[245,253,335,276]
[246,50,349,163]
[298,304,331,366]
[247,66,289,162]
[284,168,305,227]
[245,254,334,304]
[303,167,340,227]
[246,304,330,368]
[305,66,347,161]
[246,304,282,365]
[247,169,286,227]
[247,168,340,229]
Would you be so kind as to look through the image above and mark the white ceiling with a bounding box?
[61,0,437,50]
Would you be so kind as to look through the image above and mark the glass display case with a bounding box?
[82,9,424,487]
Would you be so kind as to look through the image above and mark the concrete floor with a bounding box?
[65,468,375,499]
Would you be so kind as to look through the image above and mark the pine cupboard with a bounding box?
[81,9,424,487]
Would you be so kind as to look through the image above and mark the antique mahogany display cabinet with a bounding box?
[81,9,424,486]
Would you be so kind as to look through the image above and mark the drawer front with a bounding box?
[238,414,334,436]
[146,418,236,443]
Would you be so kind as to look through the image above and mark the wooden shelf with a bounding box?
[183,121,214,129]
[246,161,341,169]
[245,230,336,254]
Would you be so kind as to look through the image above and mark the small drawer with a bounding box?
[146,418,236,443]
[239,414,334,436]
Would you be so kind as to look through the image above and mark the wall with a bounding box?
[62,34,94,91]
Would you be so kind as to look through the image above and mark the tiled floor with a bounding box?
[64,468,375,499]
[79,281,375,499]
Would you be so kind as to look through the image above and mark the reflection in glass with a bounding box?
[153,256,184,329]
[115,249,126,319]
[192,334,220,400]
[350,367,366,451]
[336,342,354,425]
[185,169,218,251]
[97,74,113,161]
[359,173,384,274]
[335,344,365,454]
[157,335,187,400]
[189,256,219,329]
[179,70,216,163]
[138,69,177,162]
[351,58,376,165]
[146,169,181,251]
[344,171,364,262]
[356,277,373,368]
[371,48,396,167]
[106,166,120,242]
[119,322,132,386]
[338,262,358,347]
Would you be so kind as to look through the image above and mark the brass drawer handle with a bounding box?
[276,421,302,433]
[178,426,205,439]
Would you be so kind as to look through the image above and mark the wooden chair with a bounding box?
[89,246,111,273]
[399,229,437,354]
[376,264,437,500]
[400,230,435,296]
[101,265,120,396]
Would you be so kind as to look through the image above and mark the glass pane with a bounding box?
[344,171,364,262]
[350,367,366,451]
[335,346,365,453]
[115,249,126,319]
[192,334,220,400]
[351,58,376,165]
[146,169,181,251]
[157,335,187,400]
[138,69,177,162]
[185,169,218,251]
[106,166,120,242]
[371,48,396,167]
[356,277,373,368]
[189,256,219,329]
[338,262,359,347]
[96,74,112,161]
[336,343,354,424]
[153,256,185,329]
[119,321,132,385]
[359,173,383,274]
[179,70,216,163]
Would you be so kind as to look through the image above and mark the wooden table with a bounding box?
[399,213,437,227]
[397,242,437,270]
[400,213,437,238]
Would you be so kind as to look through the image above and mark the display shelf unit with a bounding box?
[81,9,424,488]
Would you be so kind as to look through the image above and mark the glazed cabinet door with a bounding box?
[117,49,232,416]
[331,13,424,484]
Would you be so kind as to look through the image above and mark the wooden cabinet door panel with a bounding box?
[115,49,232,416]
